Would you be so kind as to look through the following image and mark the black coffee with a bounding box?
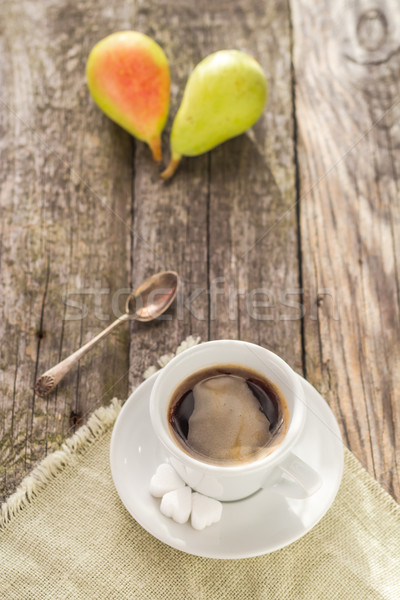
[168,365,288,466]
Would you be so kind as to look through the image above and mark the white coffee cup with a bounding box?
[150,340,321,502]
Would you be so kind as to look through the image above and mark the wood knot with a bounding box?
[35,374,55,397]
[69,410,83,428]
[357,9,388,52]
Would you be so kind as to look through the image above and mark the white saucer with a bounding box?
[110,372,344,559]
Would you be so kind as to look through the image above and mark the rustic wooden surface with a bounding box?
[293,0,400,500]
[0,0,399,503]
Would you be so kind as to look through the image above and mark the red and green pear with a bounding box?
[86,31,170,161]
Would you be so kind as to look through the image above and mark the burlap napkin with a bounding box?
[1,363,399,598]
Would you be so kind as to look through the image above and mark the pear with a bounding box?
[161,50,267,179]
[86,31,170,161]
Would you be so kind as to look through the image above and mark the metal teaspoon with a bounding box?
[35,270,179,397]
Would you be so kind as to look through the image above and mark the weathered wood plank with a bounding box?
[207,2,301,371]
[128,1,211,386]
[129,0,301,387]
[292,0,400,499]
[0,1,136,500]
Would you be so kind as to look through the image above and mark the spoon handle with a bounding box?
[35,313,130,397]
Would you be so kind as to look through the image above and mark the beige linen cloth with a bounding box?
[1,348,399,599]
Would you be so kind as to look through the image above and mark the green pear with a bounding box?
[161,50,267,179]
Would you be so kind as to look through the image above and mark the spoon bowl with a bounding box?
[126,271,179,321]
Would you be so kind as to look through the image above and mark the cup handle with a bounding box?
[272,452,322,499]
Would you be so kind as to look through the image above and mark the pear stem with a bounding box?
[160,156,181,180]
[149,136,162,162]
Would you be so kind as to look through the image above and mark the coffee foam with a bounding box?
[187,375,271,462]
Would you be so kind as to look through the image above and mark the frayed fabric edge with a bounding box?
[143,334,201,379]
[0,398,122,530]
[1,335,202,531]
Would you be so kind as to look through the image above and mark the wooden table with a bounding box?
[1,0,399,504]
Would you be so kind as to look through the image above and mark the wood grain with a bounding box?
[0,1,135,501]
[128,1,210,385]
[291,0,400,498]
[129,0,301,388]
[207,2,301,370]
